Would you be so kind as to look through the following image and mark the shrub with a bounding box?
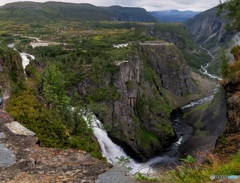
[230,45,240,60]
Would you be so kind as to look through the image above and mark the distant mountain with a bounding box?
[185,7,235,54]
[0,1,156,22]
[185,6,238,75]
[149,10,201,22]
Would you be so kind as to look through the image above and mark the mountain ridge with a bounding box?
[0,1,156,22]
[149,9,201,22]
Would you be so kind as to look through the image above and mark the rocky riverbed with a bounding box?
[0,110,112,183]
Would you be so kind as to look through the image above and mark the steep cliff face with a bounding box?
[100,53,176,161]
[185,7,234,55]
[140,42,198,96]
[226,90,240,134]
[76,42,201,161]
[0,48,24,94]
[216,82,240,154]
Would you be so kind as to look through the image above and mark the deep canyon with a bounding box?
[0,1,239,183]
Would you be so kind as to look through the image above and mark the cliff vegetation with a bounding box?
[0,19,214,162]
[162,1,240,181]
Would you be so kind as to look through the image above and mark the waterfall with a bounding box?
[83,114,130,164]
[19,52,35,73]
[83,112,179,174]
[7,44,35,74]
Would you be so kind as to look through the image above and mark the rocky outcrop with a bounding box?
[180,90,228,159]
[216,82,240,155]
[101,53,173,161]
[139,42,198,96]
[224,82,240,134]
[0,110,112,182]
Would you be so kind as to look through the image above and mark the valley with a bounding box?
[0,1,239,183]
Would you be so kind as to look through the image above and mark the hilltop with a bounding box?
[0,1,156,22]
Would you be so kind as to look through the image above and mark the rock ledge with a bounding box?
[0,110,112,183]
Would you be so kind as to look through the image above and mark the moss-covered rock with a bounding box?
[0,47,24,93]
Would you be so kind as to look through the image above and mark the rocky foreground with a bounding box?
[0,110,112,183]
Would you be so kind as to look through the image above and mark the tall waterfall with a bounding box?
[83,114,130,164]
[83,113,179,174]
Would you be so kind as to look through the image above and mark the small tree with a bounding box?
[42,63,70,110]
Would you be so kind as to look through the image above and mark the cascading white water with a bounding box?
[83,114,130,164]
[83,112,182,174]
[90,46,222,175]
[8,41,157,174]
[7,44,35,73]
[82,113,161,174]
[19,52,35,72]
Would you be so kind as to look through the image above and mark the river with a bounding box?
[87,88,221,177]
[96,46,226,182]
[8,40,226,179]
[199,46,222,81]
[95,86,223,183]
[7,40,184,174]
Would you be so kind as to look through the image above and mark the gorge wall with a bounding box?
[77,41,212,161]
[185,6,240,156]
[185,7,234,55]
[216,81,240,155]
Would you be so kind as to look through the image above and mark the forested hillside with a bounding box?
[0,1,156,22]
[0,11,213,161]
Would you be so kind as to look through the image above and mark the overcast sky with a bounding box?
[0,0,222,11]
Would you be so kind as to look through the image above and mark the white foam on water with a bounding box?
[19,52,35,72]
[82,112,180,175]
